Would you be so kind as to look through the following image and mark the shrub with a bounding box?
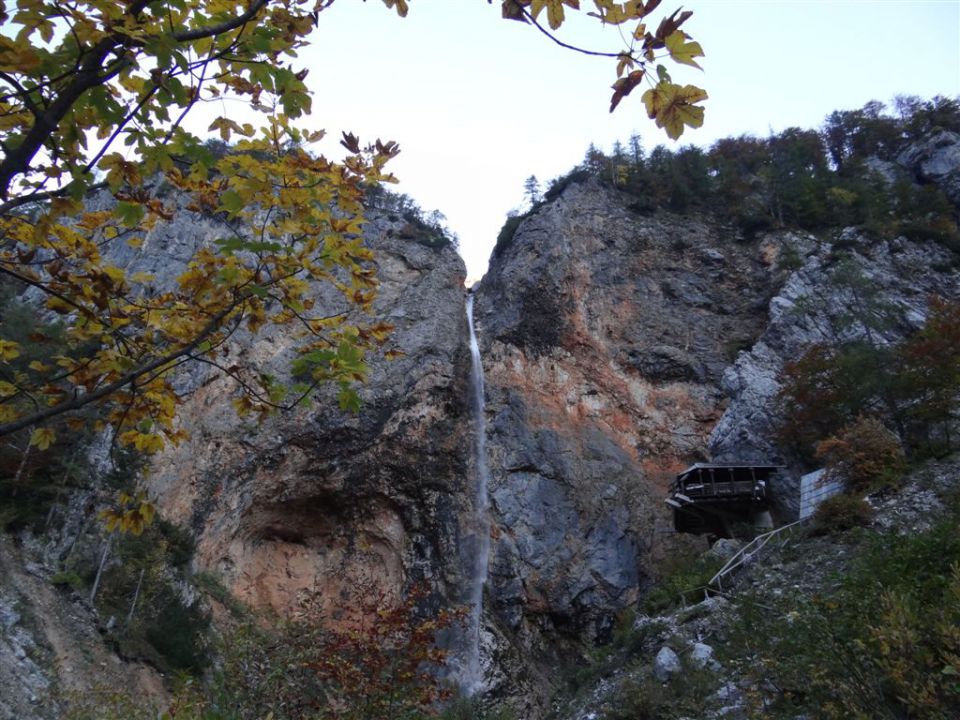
[724,507,960,719]
[642,547,724,614]
[204,580,463,720]
[604,657,721,720]
[777,343,881,463]
[50,571,86,592]
[492,212,526,259]
[543,168,591,202]
[815,415,905,493]
[62,685,160,720]
[90,519,210,676]
[440,698,516,720]
[810,493,874,535]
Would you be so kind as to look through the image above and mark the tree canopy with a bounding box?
[0,0,707,455]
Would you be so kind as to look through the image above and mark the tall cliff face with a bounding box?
[471,164,960,703]
[134,212,473,618]
[472,179,784,674]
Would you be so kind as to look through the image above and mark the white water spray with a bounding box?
[462,292,491,695]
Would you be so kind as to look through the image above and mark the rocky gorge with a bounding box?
[2,119,960,719]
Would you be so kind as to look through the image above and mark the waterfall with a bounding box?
[462,291,491,696]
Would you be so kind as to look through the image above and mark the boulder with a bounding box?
[654,646,682,681]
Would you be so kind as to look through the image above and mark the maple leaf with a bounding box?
[653,7,692,44]
[381,0,409,17]
[615,52,635,78]
[610,69,645,112]
[0,339,20,361]
[501,0,528,21]
[30,427,55,450]
[664,30,704,69]
[641,81,707,139]
[531,0,580,30]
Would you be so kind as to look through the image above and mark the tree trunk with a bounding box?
[89,536,112,604]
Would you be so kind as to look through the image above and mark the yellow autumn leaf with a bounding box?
[531,0,580,30]
[30,427,56,450]
[641,81,707,140]
[0,339,21,360]
[140,501,156,525]
[381,0,409,17]
[664,30,704,69]
[100,510,121,533]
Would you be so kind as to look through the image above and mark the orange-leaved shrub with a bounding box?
[169,580,464,720]
[815,416,905,493]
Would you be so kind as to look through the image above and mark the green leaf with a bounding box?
[219,190,244,216]
[243,241,283,253]
[214,237,246,255]
[664,31,704,70]
[116,201,145,227]
[338,387,361,413]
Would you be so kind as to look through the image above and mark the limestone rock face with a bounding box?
[470,168,960,705]
[136,212,473,619]
[472,179,782,673]
[898,130,960,204]
[709,231,960,497]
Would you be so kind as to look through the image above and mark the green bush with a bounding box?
[724,507,960,719]
[492,213,526,259]
[604,657,721,720]
[440,697,516,720]
[810,493,874,535]
[544,168,590,202]
[92,520,210,676]
[642,549,723,614]
[51,571,86,592]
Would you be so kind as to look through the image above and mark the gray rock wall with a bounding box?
[709,231,960,516]
[472,179,785,704]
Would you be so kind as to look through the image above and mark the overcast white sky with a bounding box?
[294,0,960,281]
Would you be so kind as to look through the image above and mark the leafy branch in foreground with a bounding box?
[0,1,401,452]
[502,0,708,138]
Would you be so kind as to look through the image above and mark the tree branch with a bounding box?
[0,265,100,321]
[0,181,108,215]
[172,0,270,42]
[522,9,626,59]
[0,304,236,438]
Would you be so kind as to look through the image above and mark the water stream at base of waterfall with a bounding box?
[462,292,491,696]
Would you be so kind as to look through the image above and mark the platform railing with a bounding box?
[707,517,809,594]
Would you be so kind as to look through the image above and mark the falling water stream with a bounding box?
[463,292,491,695]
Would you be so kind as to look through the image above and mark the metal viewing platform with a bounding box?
[666,463,783,537]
